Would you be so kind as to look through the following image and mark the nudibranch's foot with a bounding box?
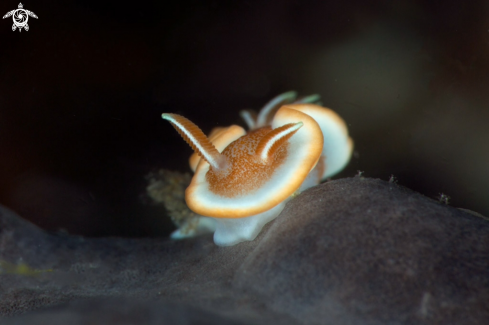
[298,157,326,192]
[213,202,286,246]
[170,217,217,239]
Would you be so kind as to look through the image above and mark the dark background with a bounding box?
[1,0,488,237]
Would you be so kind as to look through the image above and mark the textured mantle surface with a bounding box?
[1,177,489,324]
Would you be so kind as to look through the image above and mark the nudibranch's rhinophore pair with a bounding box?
[162,91,353,246]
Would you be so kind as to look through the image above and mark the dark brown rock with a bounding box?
[234,177,489,324]
[1,298,246,325]
[1,177,489,324]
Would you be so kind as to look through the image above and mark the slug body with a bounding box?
[162,92,353,246]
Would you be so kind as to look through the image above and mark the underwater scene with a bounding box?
[0,0,489,324]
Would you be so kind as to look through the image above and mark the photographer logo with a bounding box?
[3,3,38,32]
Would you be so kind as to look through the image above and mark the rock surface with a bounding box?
[1,177,489,324]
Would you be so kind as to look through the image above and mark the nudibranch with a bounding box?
[162,91,353,246]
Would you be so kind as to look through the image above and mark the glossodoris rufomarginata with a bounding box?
[162,92,353,246]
